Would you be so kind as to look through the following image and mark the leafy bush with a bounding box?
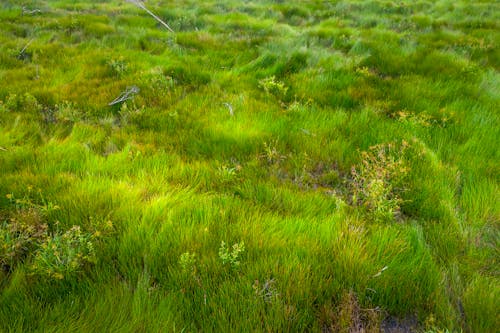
[179,251,197,276]
[350,141,410,222]
[30,226,96,280]
[258,76,288,100]
[107,57,128,77]
[218,241,245,269]
[1,190,98,280]
[0,214,47,272]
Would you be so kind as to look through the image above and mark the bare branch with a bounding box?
[108,86,140,106]
[126,0,174,33]
[18,39,34,60]
[223,102,234,116]
[22,7,42,15]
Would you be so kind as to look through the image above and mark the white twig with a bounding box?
[22,7,42,15]
[19,39,34,56]
[223,102,234,116]
[126,0,174,33]
[108,86,140,106]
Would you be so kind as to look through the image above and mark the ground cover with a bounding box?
[0,0,498,331]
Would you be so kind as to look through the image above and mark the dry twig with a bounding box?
[126,0,174,33]
[108,86,140,106]
[22,7,42,15]
[18,39,34,60]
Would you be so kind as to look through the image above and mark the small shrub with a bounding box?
[350,141,410,222]
[218,241,245,269]
[107,57,128,77]
[179,251,197,276]
[258,76,288,100]
[0,215,47,272]
[30,226,96,280]
[2,190,98,280]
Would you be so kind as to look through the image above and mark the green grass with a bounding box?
[0,0,498,331]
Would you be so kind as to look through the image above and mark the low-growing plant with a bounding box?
[258,76,288,100]
[107,56,128,77]
[217,160,241,184]
[6,188,60,224]
[118,101,145,126]
[0,216,47,272]
[2,190,98,280]
[218,241,245,269]
[142,67,175,92]
[350,141,410,222]
[179,251,197,276]
[30,225,96,280]
[261,140,287,165]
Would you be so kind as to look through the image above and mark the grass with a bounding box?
[0,0,498,331]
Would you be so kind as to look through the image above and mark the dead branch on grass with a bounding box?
[126,0,174,33]
[108,86,140,106]
[18,39,34,60]
[22,7,42,15]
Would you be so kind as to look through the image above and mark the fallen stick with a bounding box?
[19,39,34,55]
[126,0,174,33]
[22,7,42,15]
[223,102,234,116]
[18,39,34,59]
[108,86,140,106]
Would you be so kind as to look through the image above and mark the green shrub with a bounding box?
[258,76,288,100]
[107,57,128,78]
[350,141,410,222]
[218,241,245,269]
[1,190,98,280]
[179,251,197,276]
[30,225,96,280]
[0,213,47,272]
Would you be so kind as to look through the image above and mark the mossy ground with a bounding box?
[0,0,498,332]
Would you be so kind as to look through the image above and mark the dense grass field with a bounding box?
[0,0,499,331]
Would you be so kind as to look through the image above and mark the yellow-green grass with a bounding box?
[0,0,498,331]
